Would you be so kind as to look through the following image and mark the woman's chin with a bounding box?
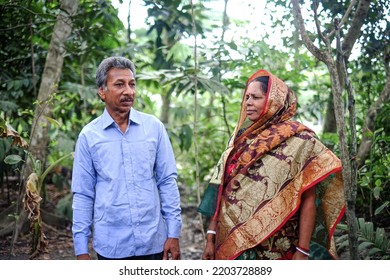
[246,115,258,122]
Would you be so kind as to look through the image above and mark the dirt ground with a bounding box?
[0,183,205,260]
[0,182,388,260]
[0,209,205,260]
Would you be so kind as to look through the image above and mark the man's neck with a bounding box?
[107,108,130,133]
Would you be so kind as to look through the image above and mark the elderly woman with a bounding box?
[199,69,345,260]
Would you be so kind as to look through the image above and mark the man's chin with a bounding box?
[116,105,132,114]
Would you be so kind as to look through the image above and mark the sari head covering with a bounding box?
[198,69,345,260]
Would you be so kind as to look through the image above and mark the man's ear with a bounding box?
[98,87,105,100]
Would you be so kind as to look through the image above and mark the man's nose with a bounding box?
[123,84,135,95]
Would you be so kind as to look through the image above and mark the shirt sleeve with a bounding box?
[71,132,96,256]
[155,122,182,238]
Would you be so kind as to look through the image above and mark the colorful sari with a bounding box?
[198,70,345,260]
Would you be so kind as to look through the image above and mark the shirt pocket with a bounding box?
[91,141,123,181]
[129,141,156,182]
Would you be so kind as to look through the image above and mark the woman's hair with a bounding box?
[249,76,269,94]
[95,56,136,89]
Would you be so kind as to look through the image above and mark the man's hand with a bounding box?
[76,254,92,260]
[163,238,181,260]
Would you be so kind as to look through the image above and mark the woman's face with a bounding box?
[245,81,267,122]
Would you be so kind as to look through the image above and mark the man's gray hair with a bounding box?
[96,56,136,89]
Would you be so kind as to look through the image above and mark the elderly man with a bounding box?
[71,56,182,260]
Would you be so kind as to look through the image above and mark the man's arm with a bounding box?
[155,122,182,259]
[71,133,96,259]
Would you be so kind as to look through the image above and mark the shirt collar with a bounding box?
[101,108,141,129]
[129,108,141,125]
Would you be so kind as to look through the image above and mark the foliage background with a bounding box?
[0,0,389,259]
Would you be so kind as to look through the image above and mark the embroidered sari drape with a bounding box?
[198,70,345,260]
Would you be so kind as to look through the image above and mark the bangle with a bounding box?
[296,246,310,257]
[207,230,216,235]
[297,245,310,252]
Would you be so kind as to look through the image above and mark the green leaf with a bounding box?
[4,154,23,165]
[0,116,6,134]
[45,116,61,127]
[374,228,389,251]
[40,152,74,185]
[373,186,381,199]
[358,241,373,251]
[179,124,193,151]
[368,247,382,256]
[336,223,348,231]
[374,201,389,216]
[55,193,73,221]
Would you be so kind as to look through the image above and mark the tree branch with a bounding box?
[342,0,371,59]
[291,0,328,63]
[326,0,358,40]
[219,0,231,136]
[313,1,328,45]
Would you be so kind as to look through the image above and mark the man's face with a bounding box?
[98,68,136,115]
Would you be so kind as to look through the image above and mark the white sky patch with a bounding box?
[112,0,148,30]
[112,0,268,35]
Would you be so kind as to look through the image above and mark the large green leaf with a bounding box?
[4,154,23,165]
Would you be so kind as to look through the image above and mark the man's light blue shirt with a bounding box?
[72,108,182,258]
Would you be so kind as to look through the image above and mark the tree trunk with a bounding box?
[291,0,362,259]
[27,0,79,172]
[322,0,371,135]
[12,0,79,251]
[127,0,132,43]
[326,58,359,260]
[160,91,171,124]
[322,96,337,133]
[218,0,231,137]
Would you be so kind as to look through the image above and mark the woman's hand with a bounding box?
[296,186,316,260]
[203,221,217,260]
[202,239,215,260]
[292,250,309,260]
